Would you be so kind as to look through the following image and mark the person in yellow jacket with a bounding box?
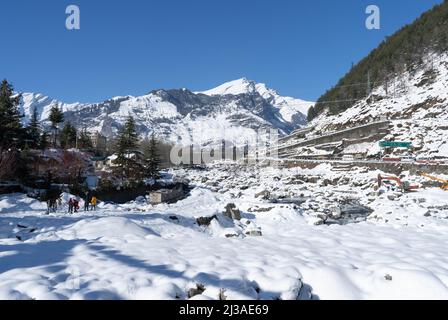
[90,196,97,211]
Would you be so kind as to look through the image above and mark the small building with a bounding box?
[149,185,186,205]
[85,175,100,190]
[91,156,108,170]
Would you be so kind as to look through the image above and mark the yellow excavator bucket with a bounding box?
[420,172,448,191]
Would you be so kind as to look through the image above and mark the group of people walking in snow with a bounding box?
[67,193,97,214]
[83,191,97,212]
[43,189,98,214]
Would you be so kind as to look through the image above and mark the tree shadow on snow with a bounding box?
[87,244,186,279]
[84,245,318,300]
[122,212,200,230]
[0,240,84,274]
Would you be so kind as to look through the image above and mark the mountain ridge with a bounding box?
[18,78,314,146]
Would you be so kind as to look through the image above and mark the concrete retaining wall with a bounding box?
[279,121,391,152]
[278,160,448,175]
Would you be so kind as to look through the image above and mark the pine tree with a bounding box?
[144,133,161,179]
[60,122,77,149]
[115,116,139,162]
[78,129,93,151]
[27,106,41,149]
[0,79,23,151]
[307,106,317,122]
[114,116,143,180]
[39,131,49,151]
[48,103,64,147]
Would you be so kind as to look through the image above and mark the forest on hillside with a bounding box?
[308,1,448,121]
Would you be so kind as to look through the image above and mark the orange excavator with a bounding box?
[420,173,448,191]
[377,174,419,192]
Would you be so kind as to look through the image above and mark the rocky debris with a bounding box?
[270,196,308,205]
[174,163,448,228]
[224,203,241,221]
[188,284,206,298]
[384,274,393,281]
[329,206,342,219]
[255,190,271,200]
[340,202,373,215]
[245,230,263,237]
[322,178,340,186]
[225,233,239,238]
[219,289,227,300]
[388,195,398,201]
[196,215,218,226]
[248,206,274,213]
[301,194,374,225]
[308,217,325,226]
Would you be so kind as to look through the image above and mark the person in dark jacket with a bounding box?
[84,191,91,211]
[73,199,80,213]
[68,198,74,214]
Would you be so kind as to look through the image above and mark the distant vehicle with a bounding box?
[416,156,444,165]
[381,157,401,162]
[417,156,430,162]
[400,155,416,163]
[342,155,355,162]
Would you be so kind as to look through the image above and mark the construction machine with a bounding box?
[419,173,448,191]
[377,174,419,192]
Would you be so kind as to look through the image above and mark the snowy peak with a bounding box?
[19,92,87,124]
[199,78,283,99]
[199,78,260,96]
[199,78,314,121]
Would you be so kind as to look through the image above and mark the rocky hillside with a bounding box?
[307,51,448,158]
[19,79,313,146]
[310,1,448,120]
[299,2,448,159]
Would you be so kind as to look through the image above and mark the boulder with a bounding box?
[255,190,271,200]
[188,284,206,298]
[196,215,218,226]
[245,230,263,237]
[224,203,242,221]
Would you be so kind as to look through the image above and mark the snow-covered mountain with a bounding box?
[198,78,312,121]
[19,79,314,146]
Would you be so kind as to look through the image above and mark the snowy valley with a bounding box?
[1,164,448,300]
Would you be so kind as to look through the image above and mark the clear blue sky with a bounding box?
[0,0,443,103]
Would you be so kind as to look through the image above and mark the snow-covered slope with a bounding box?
[19,79,314,146]
[306,52,448,158]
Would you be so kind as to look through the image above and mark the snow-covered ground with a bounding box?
[1,164,448,300]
